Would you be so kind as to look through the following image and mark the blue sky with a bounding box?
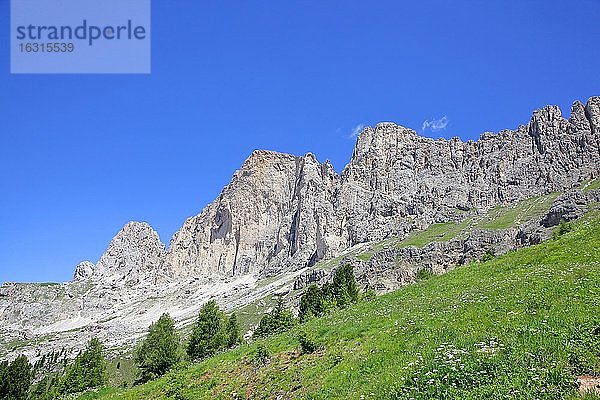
[1,1,599,283]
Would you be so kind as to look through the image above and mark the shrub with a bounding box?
[225,313,243,348]
[299,284,325,322]
[553,219,573,239]
[187,300,228,361]
[480,249,495,262]
[415,268,434,281]
[320,282,339,312]
[298,330,320,354]
[331,264,359,308]
[252,344,271,366]
[136,313,181,383]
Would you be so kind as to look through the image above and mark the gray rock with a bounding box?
[293,269,327,290]
[165,97,600,281]
[541,190,600,227]
[93,221,167,286]
[73,261,94,281]
[165,151,340,279]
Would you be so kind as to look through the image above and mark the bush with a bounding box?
[136,313,181,383]
[415,268,434,281]
[331,264,359,308]
[298,330,320,354]
[319,282,339,312]
[60,338,107,394]
[252,344,271,366]
[553,219,573,239]
[187,300,228,361]
[254,295,297,338]
[480,249,495,262]
[0,355,32,400]
[297,267,361,323]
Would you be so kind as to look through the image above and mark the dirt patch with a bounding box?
[577,375,600,395]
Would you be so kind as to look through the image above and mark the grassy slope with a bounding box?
[80,210,600,400]
[584,179,600,191]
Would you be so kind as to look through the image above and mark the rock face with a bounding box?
[72,222,167,285]
[338,102,600,246]
[73,261,94,281]
[298,188,600,294]
[165,151,341,278]
[92,221,167,286]
[1,96,600,362]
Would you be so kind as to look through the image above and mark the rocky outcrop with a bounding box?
[312,188,599,293]
[92,222,167,285]
[74,222,167,286]
[73,261,94,281]
[541,190,600,227]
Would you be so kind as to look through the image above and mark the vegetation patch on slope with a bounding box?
[476,193,559,230]
[356,192,560,261]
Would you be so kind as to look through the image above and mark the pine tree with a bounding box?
[135,313,181,382]
[187,300,228,361]
[254,295,297,338]
[225,313,243,348]
[332,264,359,308]
[0,355,33,400]
[299,284,325,322]
[60,337,107,393]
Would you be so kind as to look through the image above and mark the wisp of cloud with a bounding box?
[422,116,449,132]
[349,124,365,138]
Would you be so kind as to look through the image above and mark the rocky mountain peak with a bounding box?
[73,261,94,281]
[90,221,167,285]
[584,96,600,134]
[240,150,297,172]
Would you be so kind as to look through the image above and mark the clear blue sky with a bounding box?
[1,1,599,283]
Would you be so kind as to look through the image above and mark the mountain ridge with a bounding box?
[1,96,599,363]
[64,96,600,284]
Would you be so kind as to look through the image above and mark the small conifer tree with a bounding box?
[136,313,181,382]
